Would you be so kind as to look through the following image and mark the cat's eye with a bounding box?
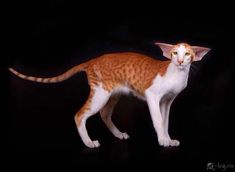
[185,52,190,56]
[172,52,178,55]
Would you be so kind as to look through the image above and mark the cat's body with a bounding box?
[9,43,210,148]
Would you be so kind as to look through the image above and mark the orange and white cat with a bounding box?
[9,42,210,148]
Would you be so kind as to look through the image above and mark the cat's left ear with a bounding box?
[154,42,173,59]
[191,46,211,61]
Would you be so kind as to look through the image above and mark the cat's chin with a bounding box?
[178,65,185,69]
[174,64,185,70]
[175,64,190,70]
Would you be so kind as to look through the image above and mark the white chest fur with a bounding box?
[147,62,190,98]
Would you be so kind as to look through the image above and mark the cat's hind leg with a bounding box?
[100,96,130,140]
[74,84,111,148]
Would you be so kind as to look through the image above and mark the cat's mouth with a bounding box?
[174,61,185,68]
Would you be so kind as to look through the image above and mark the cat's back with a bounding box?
[90,52,167,68]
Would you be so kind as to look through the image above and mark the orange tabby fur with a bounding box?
[10,52,171,126]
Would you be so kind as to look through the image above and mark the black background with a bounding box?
[3,1,235,171]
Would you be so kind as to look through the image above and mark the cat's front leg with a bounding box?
[160,95,180,146]
[160,99,180,147]
[145,90,179,147]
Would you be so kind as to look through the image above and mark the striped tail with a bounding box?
[9,64,86,83]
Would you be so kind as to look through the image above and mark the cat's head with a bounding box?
[155,42,210,69]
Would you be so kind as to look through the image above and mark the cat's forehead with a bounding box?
[173,43,192,52]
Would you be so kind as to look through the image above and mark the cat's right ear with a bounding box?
[154,42,173,59]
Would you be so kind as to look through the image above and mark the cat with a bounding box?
[9,42,210,148]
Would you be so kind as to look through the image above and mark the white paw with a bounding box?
[170,139,180,146]
[115,132,130,140]
[158,137,171,147]
[122,132,130,140]
[158,137,180,147]
[85,140,100,148]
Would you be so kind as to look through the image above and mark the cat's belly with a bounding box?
[112,85,146,101]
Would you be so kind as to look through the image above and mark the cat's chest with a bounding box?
[150,68,189,95]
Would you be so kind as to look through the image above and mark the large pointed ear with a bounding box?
[154,42,173,59]
[192,46,210,61]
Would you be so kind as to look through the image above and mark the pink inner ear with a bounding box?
[154,42,173,59]
[192,46,210,61]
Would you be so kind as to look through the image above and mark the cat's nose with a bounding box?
[177,59,184,65]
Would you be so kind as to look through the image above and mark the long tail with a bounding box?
[9,63,87,83]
